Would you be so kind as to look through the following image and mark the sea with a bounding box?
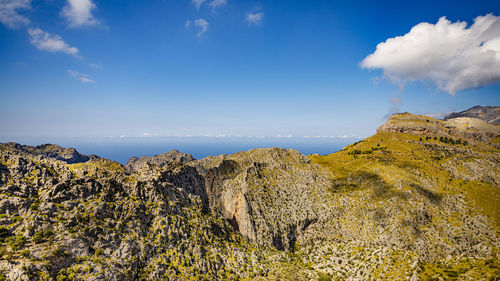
[3,137,360,164]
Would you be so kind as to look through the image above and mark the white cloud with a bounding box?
[68,69,95,83]
[209,0,226,10]
[185,20,191,29]
[245,11,263,26]
[140,132,161,137]
[0,0,30,29]
[361,14,500,95]
[191,0,206,11]
[194,18,208,38]
[28,28,79,56]
[61,0,99,27]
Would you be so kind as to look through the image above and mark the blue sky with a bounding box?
[1,0,499,142]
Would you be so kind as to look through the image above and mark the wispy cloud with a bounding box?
[0,0,31,29]
[194,18,208,38]
[208,0,226,11]
[68,69,95,83]
[28,28,80,56]
[361,14,500,95]
[89,63,103,69]
[245,11,263,26]
[61,0,99,28]
[191,0,206,11]
[185,20,191,29]
[388,95,402,116]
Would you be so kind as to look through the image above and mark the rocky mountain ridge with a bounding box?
[0,109,499,280]
[125,150,195,172]
[444,105,500,125]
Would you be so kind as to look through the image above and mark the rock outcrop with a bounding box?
[125,150,195,172]
[0,109,499,280]
[191,148,334,251]
[378,112,500,146]
[444,105,500,125]
[1,142,97,164]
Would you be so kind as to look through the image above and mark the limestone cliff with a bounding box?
[0,109,499,280]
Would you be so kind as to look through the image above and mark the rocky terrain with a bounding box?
[125,150,195,172]
[0,107,499,280]
[444,105,500,125]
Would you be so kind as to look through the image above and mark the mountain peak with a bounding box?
[444,105,500,124]
[0,142,95,164]
[125,149,195,172]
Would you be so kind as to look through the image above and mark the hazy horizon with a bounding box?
[0,135,359,164]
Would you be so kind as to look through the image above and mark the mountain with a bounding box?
[0,111,499,280]
[125,150,195,172]
[444,105,500,125]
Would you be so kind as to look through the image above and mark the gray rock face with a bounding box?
[0,109,499,280]
[1,142,95,164]
[0,143,269,280]
[191,148,334,250]
[444,105,500,124]
[125,150,195,172]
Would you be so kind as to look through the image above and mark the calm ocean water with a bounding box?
[5,137,359,164]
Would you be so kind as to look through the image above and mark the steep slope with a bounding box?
[0,144,278,280]
[310,113,500,279]
[0,112,499,280]
[191,148,334,251]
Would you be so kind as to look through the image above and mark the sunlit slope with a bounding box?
[0,112,498,280]
[308,113,500,279]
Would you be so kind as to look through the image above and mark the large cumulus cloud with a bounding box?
[361,14,500,95]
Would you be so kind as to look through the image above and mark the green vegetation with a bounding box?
[6,235,26,251]
[32,229,54,244]
[317,272,333,281]
[0,112,498,280]
[20,249,30,257]
[461,181,500,228]
[0,226,9,243]
[418,257,500,280]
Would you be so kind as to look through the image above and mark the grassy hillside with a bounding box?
[309,114,500,280]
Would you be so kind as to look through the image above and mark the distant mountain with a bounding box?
[444,105,500,124]
[125,150,195,172]
[0,110,499,280]
[0,142,98,164]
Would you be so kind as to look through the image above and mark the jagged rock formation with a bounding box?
[191,148,334,251]
[0,109,499,280]
[125,150,195,172]
[444,105,500,125]
[0,145,273,280]
[1,143,97,164]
